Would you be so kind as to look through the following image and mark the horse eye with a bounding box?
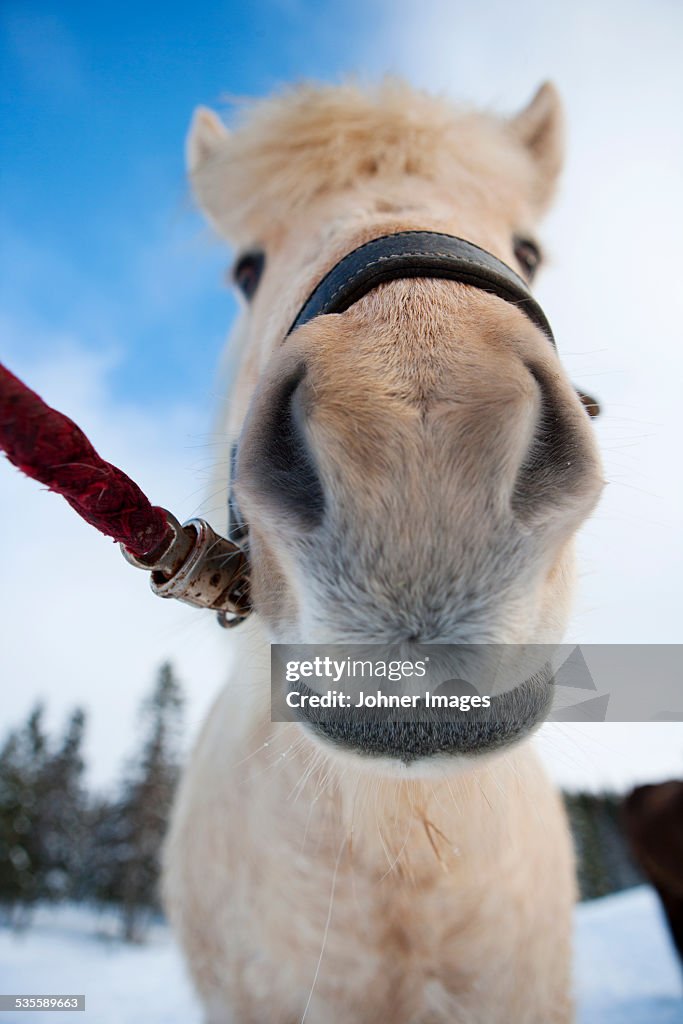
[513,236,542,282]
[232,251,265,300]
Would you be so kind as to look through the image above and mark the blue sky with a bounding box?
[1,0,382,405]
[1,0,682,789]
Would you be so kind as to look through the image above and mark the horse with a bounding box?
[623,781,683,966]
[162,79,603,1023]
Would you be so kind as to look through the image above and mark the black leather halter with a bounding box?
[287,231,555,345]
[228,230,556,544]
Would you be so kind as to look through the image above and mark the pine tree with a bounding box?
[0,705,49,924]
[87,662,184,941]
[80,793,126,911]
[0,705,90,923]
[564,789,643,900]
[40,709,88,902]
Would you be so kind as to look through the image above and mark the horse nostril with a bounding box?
[526,366,566,461]
[512,364,594,516]
[236,364,325,527]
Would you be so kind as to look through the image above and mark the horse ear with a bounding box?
[509,82,564,211]
[186,106,229,175]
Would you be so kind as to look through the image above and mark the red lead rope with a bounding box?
[0,362,171,559]
[0,360,250,623]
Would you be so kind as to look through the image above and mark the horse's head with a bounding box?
[188,81,603,765]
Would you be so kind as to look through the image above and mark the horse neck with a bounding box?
[228,623,548,876]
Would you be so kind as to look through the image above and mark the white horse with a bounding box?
[163,79,603,1023]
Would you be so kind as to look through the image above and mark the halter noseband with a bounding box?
[287,231,555,345]
[227,230,556,548]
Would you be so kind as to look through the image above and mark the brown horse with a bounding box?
[623,781,683,967]
[163,80,603,1023]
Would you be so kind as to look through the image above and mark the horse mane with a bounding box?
[190,79,531,243]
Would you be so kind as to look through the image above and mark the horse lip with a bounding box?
[287,671,554,761]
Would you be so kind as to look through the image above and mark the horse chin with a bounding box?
[289,669,554,773]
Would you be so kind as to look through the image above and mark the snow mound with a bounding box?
[0,887,680,1022]
[576,887,682,1023]
[0,904,196,1024]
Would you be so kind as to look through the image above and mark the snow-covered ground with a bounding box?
[575,888,682,1023]
[0,888,680,1023]
[0,905,196,1024]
